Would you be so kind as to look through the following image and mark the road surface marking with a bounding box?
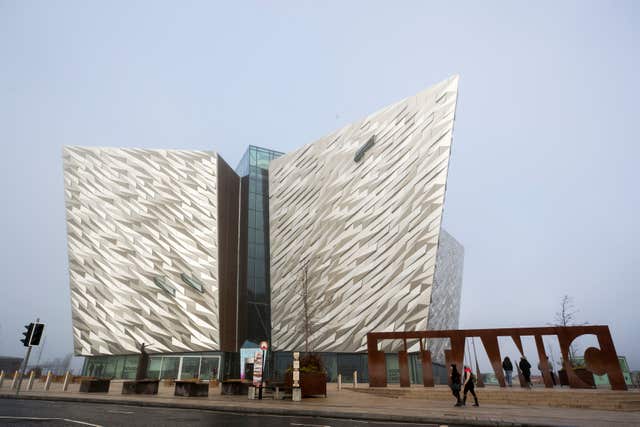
[108,410,134,414]
[290,423,331,427]
[0,416,103,427]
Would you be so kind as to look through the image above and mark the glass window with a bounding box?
[254,280,266,301]
[319,353,338,382]
[148,357,162,379]
[114,356,125,378]
[160,357,179,379]
[254,197,263,212]
[385,353,400,384]
[153,276,175,296]
[180,273,204,293]
[200,357,220,380]
[257,156,270,169]
[337,354,369,382]
[122,356,139,379]
[181,357,200,380]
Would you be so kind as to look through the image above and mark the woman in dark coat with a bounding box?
[450,364,462,406]
[519,356,532,388]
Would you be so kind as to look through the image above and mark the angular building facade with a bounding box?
[269,75,460,354]
[63,76,464,382]
[63,147,241,377]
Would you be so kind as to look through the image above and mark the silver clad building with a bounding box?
[63,147,240,357]
[63,76,464,381]
[269,75,460,353]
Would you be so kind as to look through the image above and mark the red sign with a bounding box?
[259,341,269,351]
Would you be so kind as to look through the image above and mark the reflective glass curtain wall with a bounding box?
[236,146,283,345]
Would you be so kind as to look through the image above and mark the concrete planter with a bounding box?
[174,380,209,397]
[121,379,160,395]
[286,372,327,397]
[79,379,111,393]
[221,380,250,395]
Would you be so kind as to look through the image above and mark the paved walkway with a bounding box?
[1,381,639,426]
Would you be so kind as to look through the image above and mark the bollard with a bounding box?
[0,370,4,388]
[11,371,19,390]
[44,371,52,391]
[353,370,358,389]
[27,371,35,391]
[62,371,71,391]
[338,374,342,391]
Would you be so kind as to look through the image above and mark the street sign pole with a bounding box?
[15,345,32,397]
[258,348,264,400]
[16,318,38,397]
[258,341,268,401]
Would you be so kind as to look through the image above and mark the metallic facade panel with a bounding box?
[426,228,464,361]
[63,147,221,355]
[269,76,460,353]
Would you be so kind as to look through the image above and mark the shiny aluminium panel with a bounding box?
[63,147,223,355]
[427,228,464,362]
[269,76,460,353]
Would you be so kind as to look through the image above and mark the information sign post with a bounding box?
[258,341,268,400]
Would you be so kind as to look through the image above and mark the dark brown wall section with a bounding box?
[217,155,242,352]
[236,176,249,347]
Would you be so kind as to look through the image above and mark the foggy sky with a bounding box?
[0,1,638,370]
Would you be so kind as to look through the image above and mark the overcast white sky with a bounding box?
[0,1,638,371]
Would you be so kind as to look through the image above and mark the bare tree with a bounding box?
[299,262,312,353]
[553,295,587,361]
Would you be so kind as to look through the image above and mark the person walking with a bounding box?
[502,356,513,387]
[462,365,479,406]
[450,364,462,407]
[519,356,532,388]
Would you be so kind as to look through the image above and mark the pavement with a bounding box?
[1,380,639,427]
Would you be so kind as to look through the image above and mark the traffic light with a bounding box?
[21,323,34,347]
[30,323,45,346]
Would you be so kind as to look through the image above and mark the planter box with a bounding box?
[174,380,209,397]
[286,372,327,397]
[121,379,159,395]
[221,380,250,395]
[79,379,111,393]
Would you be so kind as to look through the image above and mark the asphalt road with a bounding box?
[0,399,460,427]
